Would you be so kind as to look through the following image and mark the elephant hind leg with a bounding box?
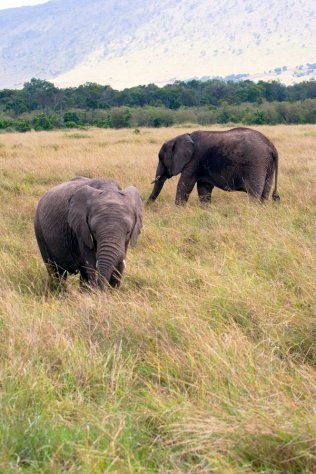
[261,162,274,202]
[197,181,214,205]
[244,172,266,202]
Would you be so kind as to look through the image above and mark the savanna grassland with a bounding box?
[0,125,315,473]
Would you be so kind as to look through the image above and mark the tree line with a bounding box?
[0,77,316,131]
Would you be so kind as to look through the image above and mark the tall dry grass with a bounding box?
[0,125,315,472]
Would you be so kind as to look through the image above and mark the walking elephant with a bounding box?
[34,177,143,288]
[148,127,280,205]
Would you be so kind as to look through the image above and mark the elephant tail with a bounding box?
[272,148,280,202]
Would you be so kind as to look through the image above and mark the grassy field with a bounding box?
[0,125,315,473]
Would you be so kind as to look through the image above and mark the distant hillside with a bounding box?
[0,0,315,89]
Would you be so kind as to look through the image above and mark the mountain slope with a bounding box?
[0,0,315,89]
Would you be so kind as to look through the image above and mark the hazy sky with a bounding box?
[0,0,48,9]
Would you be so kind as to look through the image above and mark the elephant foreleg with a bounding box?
[46,261,67,289]
[175,170,196,205]
[197,181,214,205]
[79,265,98,289]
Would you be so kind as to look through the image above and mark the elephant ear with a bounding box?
[68,185,98,250]
[120,186,143,248]
[171,134,195,176]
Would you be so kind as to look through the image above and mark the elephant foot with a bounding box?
[48,275,68,293]
[198,197,211,206]
[175,197,188,206]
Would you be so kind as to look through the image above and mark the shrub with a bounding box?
[108,108,132,128]
[0,118,14,129]
[147,108,174,127]
[63,111,81,124]
[49,114,64,128]
[64,121,81,129]
[15,120,32,132]
[174,108,197,124]
[32,114,54,131]
[195,109,217,125]
[217,109,231,124]
[242,109,267,125]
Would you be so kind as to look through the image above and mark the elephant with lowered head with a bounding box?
[148,127,280,205]
[34,177,143,288]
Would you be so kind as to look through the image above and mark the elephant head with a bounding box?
[68,184,142,287]
[148,134,194,202]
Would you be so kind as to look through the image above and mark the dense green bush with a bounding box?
[0,118,14,129]
[15,120,32,132]
[108,108,132,128]
[147,108,174,127]
[32,113,54,131]
[64,120,81,128]
[63,111,81,124]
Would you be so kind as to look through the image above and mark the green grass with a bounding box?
[0,125,315,472]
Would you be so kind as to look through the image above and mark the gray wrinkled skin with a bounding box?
[148,127,280,205]
[34,177,143,288]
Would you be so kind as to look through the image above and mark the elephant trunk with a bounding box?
[147,161,168,202]
[96,235,124,287]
